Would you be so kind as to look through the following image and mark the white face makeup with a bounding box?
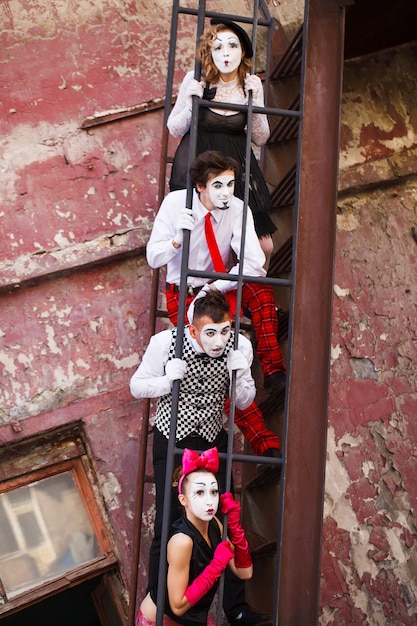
[186,472,219,521]
[208,174,235,210]
[211,30,242,77]
[197,320,232,357]
[198,171,235,211]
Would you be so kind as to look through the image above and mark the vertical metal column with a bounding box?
[277,0,345,623]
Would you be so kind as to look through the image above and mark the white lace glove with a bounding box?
[227,349,250,382]
[165,358,187,384]
[244,74,264,106]
[173,208,195,247]
[185,79,204,106]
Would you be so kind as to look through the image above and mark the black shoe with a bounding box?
[264,370,286,394]
[256,448,282,474]
[228,607,272,626]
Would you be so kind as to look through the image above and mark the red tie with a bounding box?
[204,212,239,318]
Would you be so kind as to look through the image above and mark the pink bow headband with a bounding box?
[178,447,219,494]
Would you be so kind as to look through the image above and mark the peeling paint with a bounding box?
[325,47,417,615]
[334,284,350,297]
[331,344,343,364]
[336,212,360,232]
[100,471,122,511]
[340,45,417,173]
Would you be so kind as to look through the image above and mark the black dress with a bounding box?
[169,102,276,238]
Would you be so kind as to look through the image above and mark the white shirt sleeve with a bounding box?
[146,192,183,270]
[233,334,256,409]
[130,330,173,398]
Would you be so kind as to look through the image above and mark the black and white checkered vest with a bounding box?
[155,328,234,443]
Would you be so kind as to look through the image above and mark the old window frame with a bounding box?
[0,423,118,615]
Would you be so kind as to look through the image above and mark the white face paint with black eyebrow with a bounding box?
[187,472,219,521]
[199,321,231,357]
[211,31,242,77]
[208,174,235,210]
[197,170,235,211]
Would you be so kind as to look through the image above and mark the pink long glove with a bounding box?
[184,540,234,606]
[220,492,252,569]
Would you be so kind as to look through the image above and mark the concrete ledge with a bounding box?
[0,226,151,294]
[338,145,417,195]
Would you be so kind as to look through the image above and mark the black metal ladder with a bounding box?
[128,2,301,625]
[127,0,345,623]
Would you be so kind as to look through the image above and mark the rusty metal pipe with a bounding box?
[277,0,346,623]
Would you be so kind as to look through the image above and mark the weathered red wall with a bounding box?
[320,43,417,624]
[0,0,175,595]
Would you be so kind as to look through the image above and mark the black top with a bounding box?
[152,515,222,626]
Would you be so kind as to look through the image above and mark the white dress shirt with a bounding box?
[146,189,266,291]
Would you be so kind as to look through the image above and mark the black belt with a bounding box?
[166,282,204,297]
